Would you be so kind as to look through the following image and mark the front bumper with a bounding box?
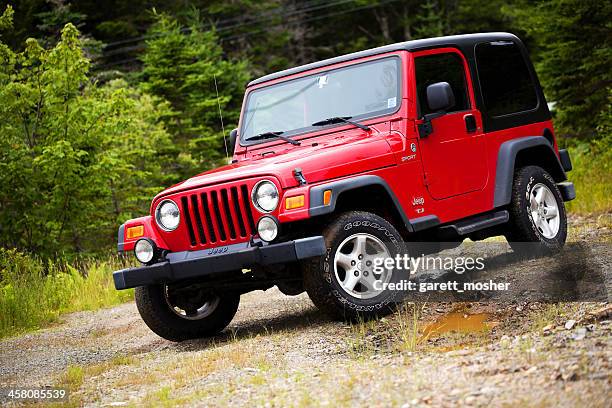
[113,236,326,290]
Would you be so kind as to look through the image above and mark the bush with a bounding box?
[0,248,133,338]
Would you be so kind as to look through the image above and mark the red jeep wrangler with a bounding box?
[113,33,575,341]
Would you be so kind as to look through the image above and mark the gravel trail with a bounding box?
[1,215,610,407]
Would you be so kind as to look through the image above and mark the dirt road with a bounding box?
[1,215,611,407]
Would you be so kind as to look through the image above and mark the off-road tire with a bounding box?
[505,165,567,254]
[135,285,239,342]
[303,211,407,321]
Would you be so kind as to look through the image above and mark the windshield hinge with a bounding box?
[293,167,307,185]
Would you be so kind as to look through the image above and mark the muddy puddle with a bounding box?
[421,312,497,341]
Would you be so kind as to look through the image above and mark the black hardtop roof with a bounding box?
[248,32,520,87]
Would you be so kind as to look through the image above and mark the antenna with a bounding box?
[213,74,230,162]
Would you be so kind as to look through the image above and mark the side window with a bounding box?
[414,52,470,116]
[476,42,538,117]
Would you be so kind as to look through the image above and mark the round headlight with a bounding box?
[134,238,156,264]
[155,199,180,231]
[257,216,279,242]
[252,180,279,213]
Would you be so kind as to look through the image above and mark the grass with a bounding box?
[528,303,581,332]
[143,386,173,407]
[564,138,612,214]
[104,342,281,407]
[396,303,421,352]
[59,365,85,392]
[346,317,378,357]
[0,248,133,338]
[50,356,138,408]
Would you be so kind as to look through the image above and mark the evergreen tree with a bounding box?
[139,11,250,177]
[33,0,102,58]
[414,0,445,39]
[504,0,611,138]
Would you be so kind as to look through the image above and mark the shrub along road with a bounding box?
[0,215,610,407]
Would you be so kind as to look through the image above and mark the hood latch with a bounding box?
[293,167,307,186]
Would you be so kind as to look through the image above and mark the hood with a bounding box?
[154,127,397,200]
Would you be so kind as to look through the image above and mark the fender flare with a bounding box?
[308,175,440,233]
[117,224,125,252]
[493,136,567,207]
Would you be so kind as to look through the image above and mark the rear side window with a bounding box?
[415,52,470,116]
[476,42,538,117]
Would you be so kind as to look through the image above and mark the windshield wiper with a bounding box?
[311,116,370,131]
[245,131,300,146]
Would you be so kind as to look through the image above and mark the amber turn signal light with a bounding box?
[323,190,332,206]
[126,225,144,239]
[285,195,305,210]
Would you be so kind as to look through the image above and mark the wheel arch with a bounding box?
[309,175,415,234]
[493,136,567,208]
[542,127,555,146]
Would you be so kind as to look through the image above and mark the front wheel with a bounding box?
[505,165,567,254]
[135,284,239,342]
[303,211,407,321]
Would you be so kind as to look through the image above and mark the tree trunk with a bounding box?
[374,9,391,43]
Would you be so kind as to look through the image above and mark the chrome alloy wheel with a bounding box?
[164,285,220,321]
[528,183,560,239]
[333,233,392,299]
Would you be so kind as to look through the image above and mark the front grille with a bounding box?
[181,184,256,247]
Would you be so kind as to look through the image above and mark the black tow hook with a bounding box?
[249,235,263,247]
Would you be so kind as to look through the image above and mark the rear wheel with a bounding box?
[135,284,239,342]
[505,165,567,254]
[303,211,407,321]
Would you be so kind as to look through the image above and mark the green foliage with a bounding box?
[414,0,445,39]
[453,0,513,35]
[0,248,133,338]
[562,89,611,214]
[33,0,103,57]
[0,3,13,30]
[503,0,612,139]
[564,135,612,215]
[34,0,86,41]
[140,11,250,177]
[0,13,174,256]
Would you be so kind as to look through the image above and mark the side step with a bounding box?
[439,210,509,236]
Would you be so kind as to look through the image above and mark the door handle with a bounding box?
[464,114,477,133]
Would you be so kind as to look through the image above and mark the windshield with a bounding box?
[241,56,401,144]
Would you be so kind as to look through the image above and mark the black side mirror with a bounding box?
[228,128,238,155]
[427,82,455,112]
[418,82,455,138]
